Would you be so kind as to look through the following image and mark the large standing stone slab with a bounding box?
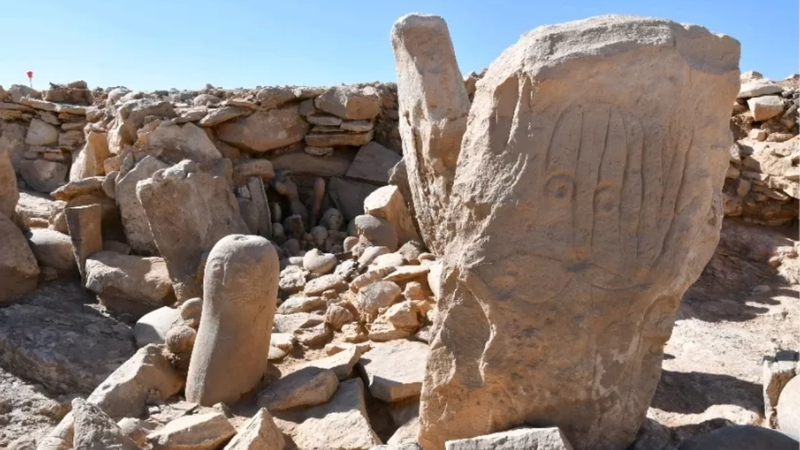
[185,234,279,406]
[65,204,103,285]
[137,160,249,302]
[391,14,470,255]
[411,15,740,450]
[116,155,169,255]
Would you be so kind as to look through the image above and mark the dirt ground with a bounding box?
[0,218,797,449]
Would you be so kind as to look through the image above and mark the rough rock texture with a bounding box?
[136,121,222,164]
[223,408,285,450]
[135,306,180,347]
[778,375,800,438]
[186,235,279,406]
[217,106,309,152]
[19,159,68,193]
[0,280,136,394]
[762,351,798,429]
[273,378,381,449]
[346,142,402,184]
[26,228,77,274]
[85,343,183,419]
[414,15,740,450]
[0,148,18,218]
[391,14,470,255]
[358,340,428,402]
[257,366,339,411]
[137,160,249,302]
[363,185,420,246]
[85,251,175,317]
[0,212,39,302]
[65,204,103,284]
[115,155,170,254]
[444,427,574,450]
[71,399,140,450]
[147,412,236,450]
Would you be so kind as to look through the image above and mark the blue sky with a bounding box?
[1,0,797,91]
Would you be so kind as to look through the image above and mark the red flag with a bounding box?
[26,71,33,79]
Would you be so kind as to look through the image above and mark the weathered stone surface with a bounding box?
[315,85,382,120]
[199,105,250,127]
[71,399,140,450]
[19,159,68,193]
[391,14,470,255]
[65,204,103,284]
[51,176,105,202]
[25,118,59,146]
[300,346,362,380]
[328,177,379,221]
[258,366,339,411]
[762,351,798,428]
[247,176,273,238]
[26,228,77,274]
[273,313,324,334]
[0,213,39,302]
[364,185,420,245]
[676,425,797,450]
[116,155,170,255]
[444,427,574,450]
[277,296,326,314]
[217,106,309,153]
[85,251,176,317]
[353,215,399,251]
[383,265,429,283]
[347,142,402,184]
[137,160,249,302]
[0,280,135,394]
[87,344,183,419]
[270,150,354,177]
[273,378,381,449]
[778,375,800,438]
[234,159,275,185]
[357,281,402,319]
[70,131,110,181]
[305,130,374,147]
[147,412,236,450]
[135,306,181,347]
[304,273,347,295]
[303,248,337,274]
[359,340,428,402]
[223,408,285,450]
[137,121,222,164]
[737,79,783,98]
[186,235,279,406]
[414,15,740,450]
[0,148,18,218]
[746,95,784,122]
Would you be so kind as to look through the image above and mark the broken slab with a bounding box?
[115,155,170,255]
[257,366,339,411]
[359,340,428,403]
[347,142,402,184]
[223,408,285,450]
[444,427,574,450]
[147,412,236,450]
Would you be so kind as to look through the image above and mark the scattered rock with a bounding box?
[352,215,399,251]
[277,296,326,314]
[304,273,347,295]
[359,340,428,402]
[258,366,339,411]
[444,427,574,450]
[223,408,285,450]
[0,213,39,302]
[747,95,785,122]
[300,346,362,380]
[71,398,140,450]
[778,375,800,438]
[19,159,68,193]
[26,228,76,274]
[357,281,402,319]
[315,86,382,120]
[147,412,236,450]
[115,155,169,254]
[86,251,175,317]
[135,306,181,347]
[136,121,222,164]
[302,248,337,275]
[364,186,420,245]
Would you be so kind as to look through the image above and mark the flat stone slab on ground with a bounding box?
[358,340,428,402]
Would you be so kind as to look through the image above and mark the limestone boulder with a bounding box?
[135,306,181,347]
[147,412,236,450]
[137,160,249,302]
[19,159,68,193]
[223,408,285,450]
[746,95,784,122]
[391,14,470,255]
[270,150,353,177]
[299,346,362,380]
[136,121,223,164]
[411,15,740,450]
[199,106,251,127]
[327,177,379,222]
[303,248,337,274]
[444,427,574,450]
[273,378,381,449]
[778,375,800,439]
[352,214,399,251]
[357,281,401,319]
[69,131,110,181]
[116,155,170,255]
[0,213,39,302]
[217,106,309,153]
[25,118,59,146]
[737,79,783,98]
[364,185,420,245]
[85,251,176,317]
[26,228,77,274]
[257,366,339,411]
[358,340,428,402]
[71,399,140,450]
[0,148,18,219]
[315,85,382,120]
[347,142,402,184]
[86,344,183,419]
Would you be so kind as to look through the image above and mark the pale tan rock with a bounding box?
[25,118,59,146]
[352,214,399,251]
[778,376,800,438]
[364,185,421,245]
[185,235,279,406]
[383,265,429,283]
[199,105,250,127]
[116,155,170,254]
[304,130,374,147]
[391,14,470,255]
[273,379,380,449]
[762,351,798,428]
[71,398,140,450]
[147,412,236,450]
[257,366,339,411]
[19,159,68,193]
[86,344,183,419]
[444,427,574,450]
[136,120,222,164]
[26,228,77,275]
[747,95,784,122]
[86,251,175,316]
[359,340,428,402]
[276,296,326,314]
[415,15,740,450]
[299,346,362,380]
[0,214,39,303]
[135,306,181,348]
[315,85,382,120]
[326,304,354,331]
[217,106,309,153]
[346,141,402,184]
[36,412,75,450]
[65,204,103,285]
[51,176,105,202]
[0,149,18,219]
[304,273,347,295]
[223,408,285,450]
[358,281,402,320]
[137,160,249,301]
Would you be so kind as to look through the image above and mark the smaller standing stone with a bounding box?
[65,204,103,285]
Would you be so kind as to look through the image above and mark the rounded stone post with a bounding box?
[185,234,279,406]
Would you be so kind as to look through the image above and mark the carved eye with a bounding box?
[594,187,617,213]
[544,174,574,201]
